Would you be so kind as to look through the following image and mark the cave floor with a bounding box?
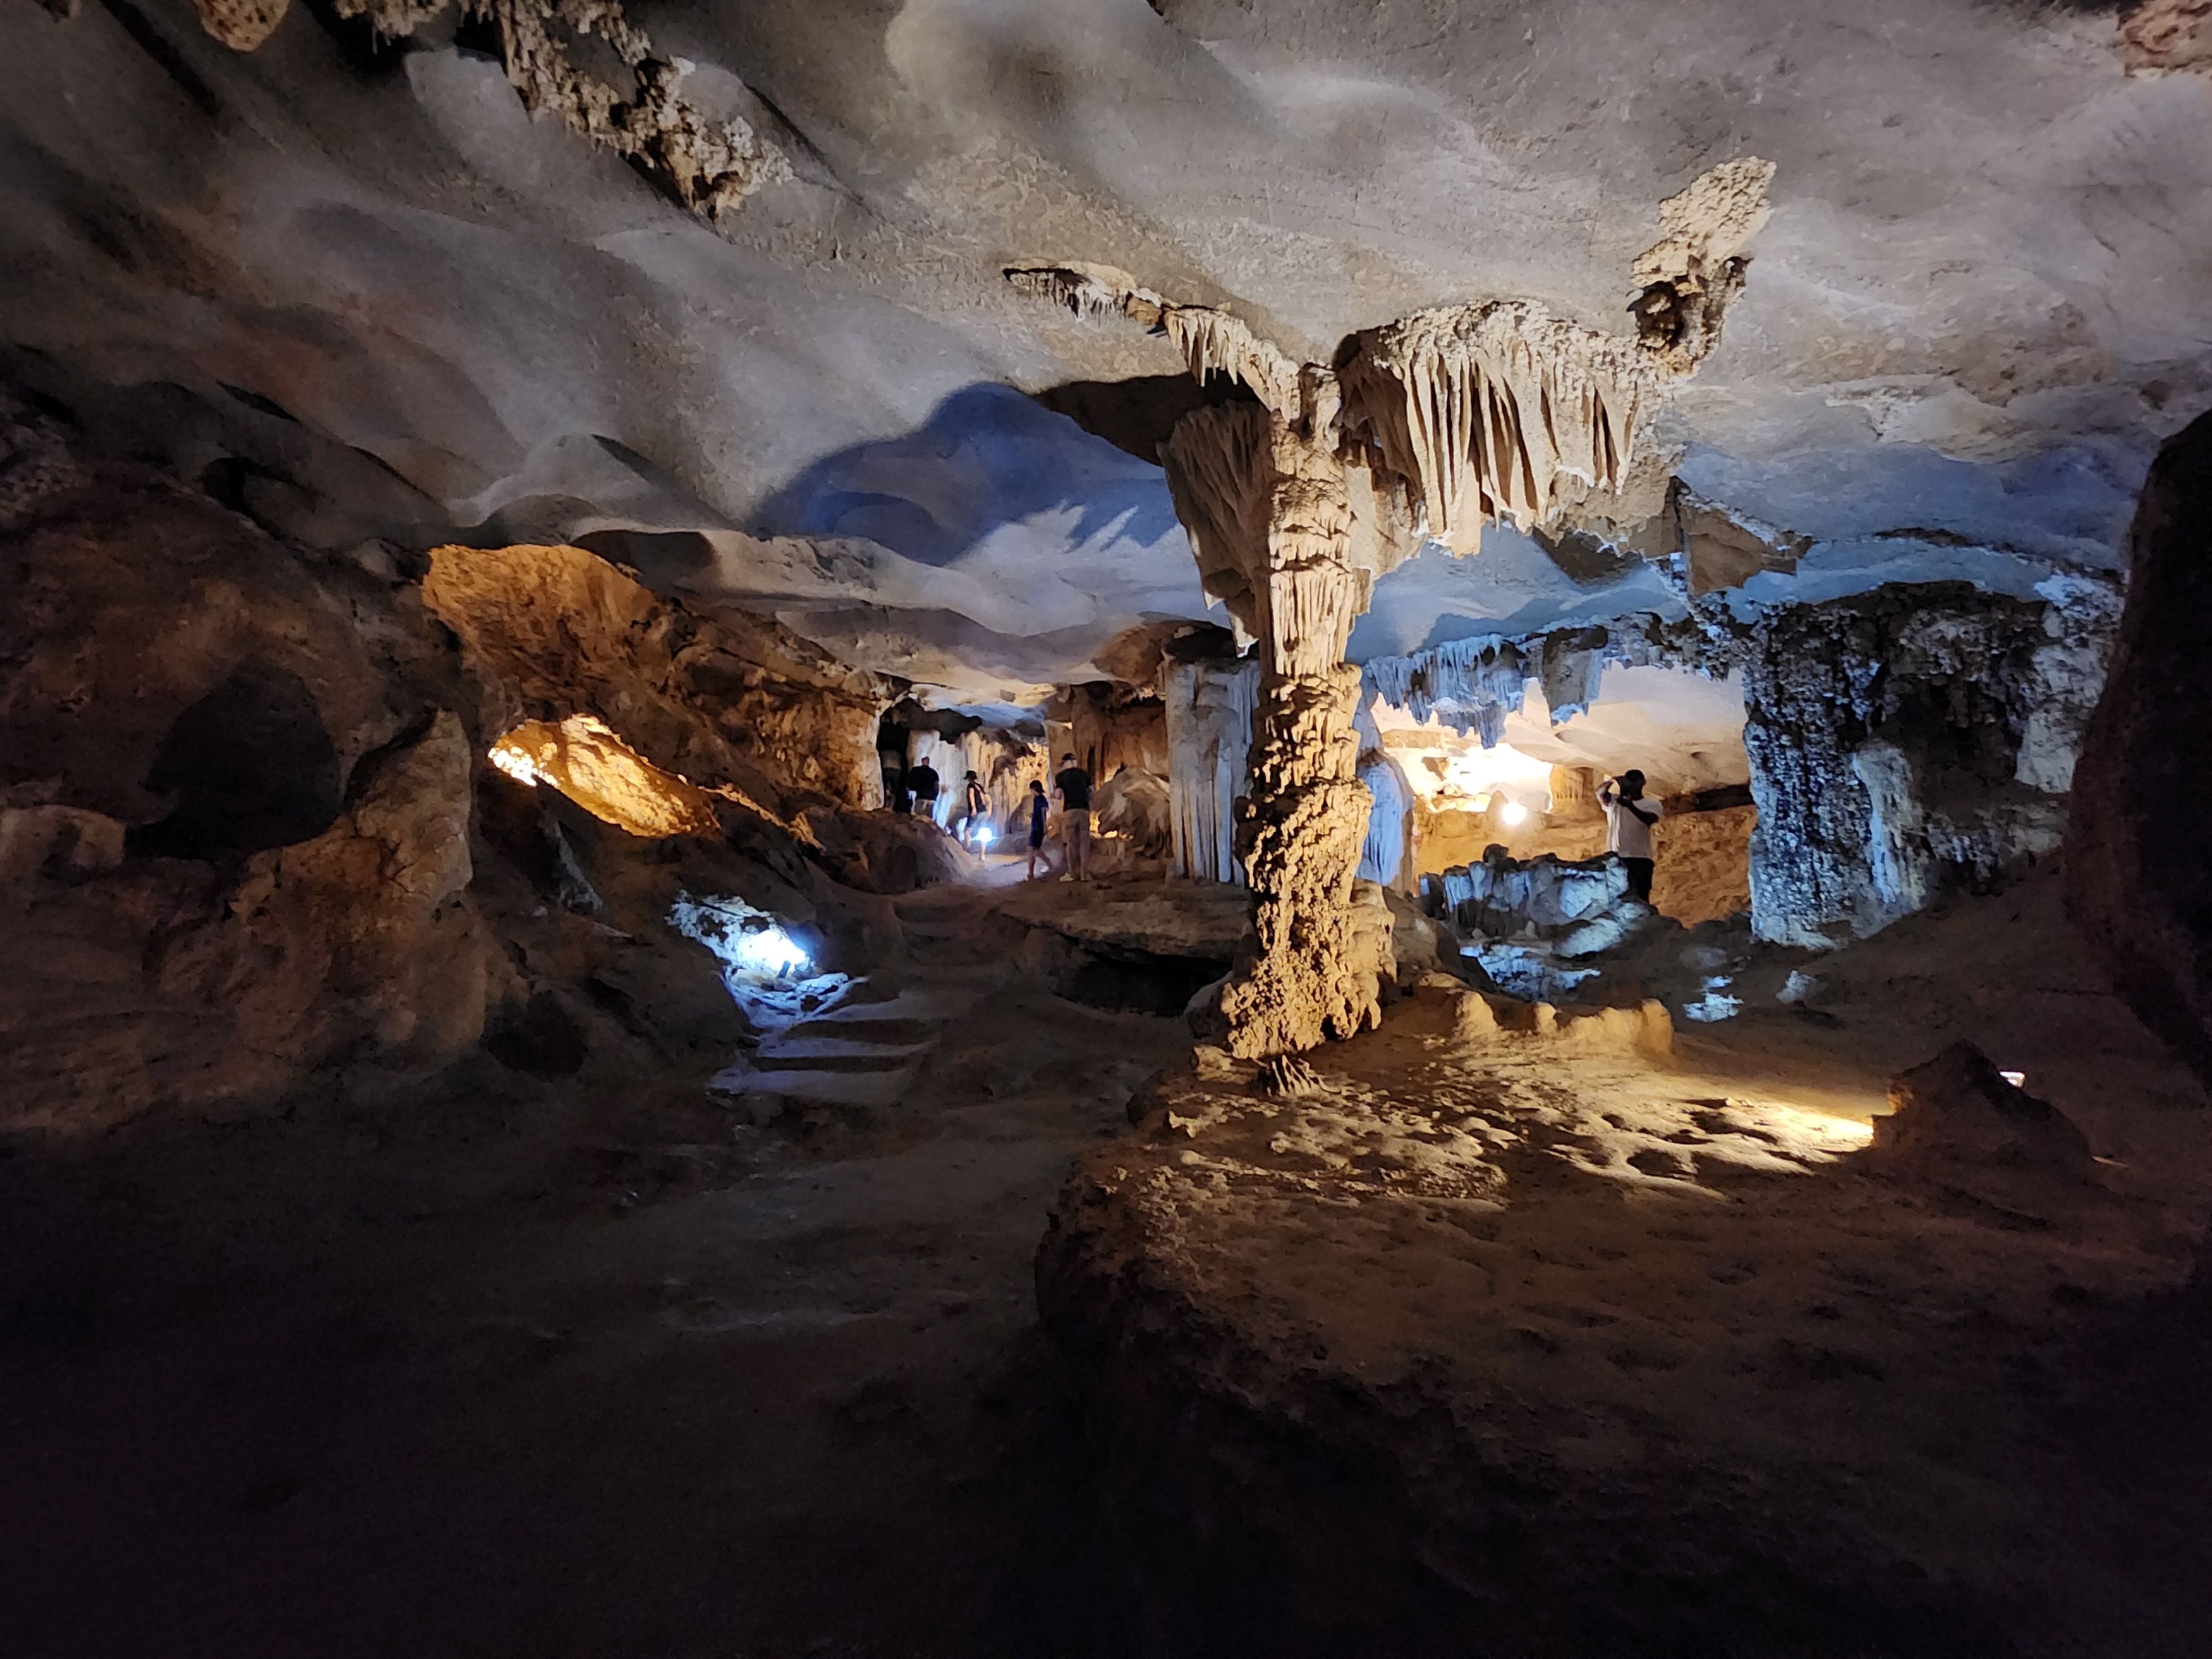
[1042,873,2212,1655]
[0,878,1191,1659]
[8,868,2211,1656]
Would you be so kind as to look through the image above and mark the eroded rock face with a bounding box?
[423,541,891,816]
[1745,579,2120,947]
[2069,408,2212,1076]
[0,398,874,1129]
[1092,765,1171,860]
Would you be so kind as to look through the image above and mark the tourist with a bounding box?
[1054,751,1093,882]
[959,769,990,847]
[1598,770,1662,902]
[1024,779,1052,878]
[908,756,941,826]
[886,763,911,815]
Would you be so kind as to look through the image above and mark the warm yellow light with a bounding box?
[488,743,543,787]
[487,715,724,837]
[1498,801,1529,826]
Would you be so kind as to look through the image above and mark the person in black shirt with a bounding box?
[1054,752,1093,882]
[1024,778,1052,879]
[908,758,941,827]
[959,770,990,848]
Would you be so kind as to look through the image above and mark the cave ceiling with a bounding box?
[4,0,2205,705]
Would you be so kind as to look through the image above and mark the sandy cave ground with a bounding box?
[3,864,2209,1656]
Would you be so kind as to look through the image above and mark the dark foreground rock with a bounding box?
[2069,407,2212,1079]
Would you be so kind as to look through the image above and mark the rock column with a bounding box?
[1213,418,1383,1057]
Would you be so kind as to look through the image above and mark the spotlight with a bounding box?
[1999,1069,2026,1088]
[733,926,810,978]
[1498,801,1529,826]
[976,827,995,848]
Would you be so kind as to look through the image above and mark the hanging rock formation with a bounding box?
[172,0,790,219]
[1160,652,1258,885]
[1012,162,1768,1053]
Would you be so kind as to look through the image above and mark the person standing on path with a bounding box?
[1598,770,1662,902]
[1024,779,1053,879]
[908,757,942,828]
[1054,753,1093,882]
[959,770,990,848]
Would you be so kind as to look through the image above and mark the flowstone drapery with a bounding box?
[1009,159,1770,1055]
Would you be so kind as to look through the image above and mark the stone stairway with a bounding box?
[708,890,998,1117]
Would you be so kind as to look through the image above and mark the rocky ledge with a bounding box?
[1037,977,2212,1658]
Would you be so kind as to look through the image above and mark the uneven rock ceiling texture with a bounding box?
[6,0,2208,706]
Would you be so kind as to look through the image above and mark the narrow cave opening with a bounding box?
[1382,659,1756,930]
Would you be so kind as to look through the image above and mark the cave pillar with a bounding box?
[1213,418,1383,1058]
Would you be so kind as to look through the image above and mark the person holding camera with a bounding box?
[1598,769,1662,902]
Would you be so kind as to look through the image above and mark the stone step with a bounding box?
[708,983,981,1115]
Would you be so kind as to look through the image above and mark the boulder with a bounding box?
[1869,1040,2094,1184]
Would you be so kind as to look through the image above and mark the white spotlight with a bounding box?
[734,926,810,978]
[1498,801,1529,826]
[1999,1069,2027,1089]
[975,827,995,848]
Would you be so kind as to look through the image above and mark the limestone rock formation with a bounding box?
[190,0,289,52]
[1160,653,1257,885]
[489,714,726,839]
[1745,580,2120,947]
[1092,765,1172,861]
[332,0,788,220]
[1009,159,1769,1055]
[422,541,892,820]
[2069,408,2212,1076]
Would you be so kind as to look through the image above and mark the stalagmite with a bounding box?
[1007,157,1768,1055]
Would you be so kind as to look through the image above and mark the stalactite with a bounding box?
[312,0,789,220]
[1336,159,1773,552]
[1003,265,1305,422]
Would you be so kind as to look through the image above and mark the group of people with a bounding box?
[887,754,1663,894]
[882,751,1098,882]
[884,758,990,837]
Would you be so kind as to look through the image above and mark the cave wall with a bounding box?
[1051,682,1171,783]
[1744,579,2119,947]
[0,394,908,1131]
[0,394,503,1126]
[2069,410,2212,1075]
[423,543,892,817]
[908,724,1045,834]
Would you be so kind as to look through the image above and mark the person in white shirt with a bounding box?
[1598,770,1662,902]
